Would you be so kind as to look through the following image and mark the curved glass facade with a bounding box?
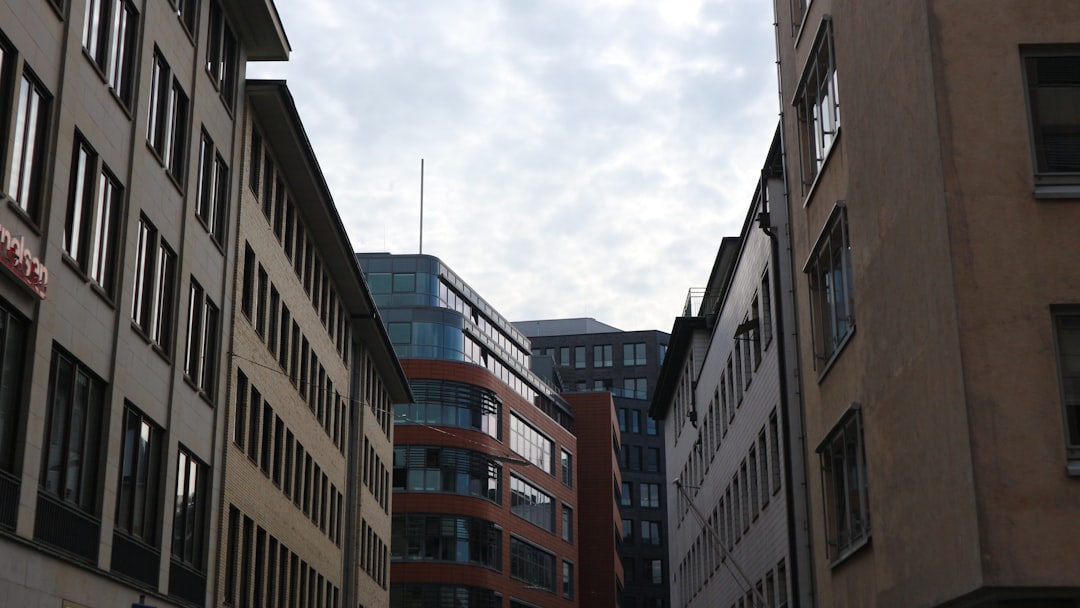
[391,513,502,569]
[393,445,502,504]
[389,584,500,608]
[395,379,502,439]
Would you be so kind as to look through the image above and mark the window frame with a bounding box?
[1020,47,1080,197]
[1051,306,1080,470]
[8,68,52,221]
[146,48,189,183]
[195,128,229,246]
[804,202,855,374]
[172,445,209,570]
[793,16,840,195]
[184,278,220,400]
[81,0,138,107]
[115,403,163,545]
[816,404,870,563]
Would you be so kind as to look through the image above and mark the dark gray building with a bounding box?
[516,318,671,608]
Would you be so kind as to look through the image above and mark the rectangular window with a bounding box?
[620,481,632,507]
[509,537,555,591]
[234,370,248,448]
[770,410,782,494]
[640,520,660,545]
[260,402,272,475]
[562,560,574,599]
[132,215,177,350]
[196,130,229,245]
[806,203,855,365]
[0,303,28,474]
[249,127,261,194]
[224,506,239,604]
[510,413,554,473]
[1022,50,1080,191]
[65,135,123,294]
[1052,309,1080,462]
[510,475,555,532]
[623,342,646,366]
[561,449,573,487]
[247,386,260,462]
[41,348,105,512]
[115,405,163,543]
[241,244,255,319]
[645,447,660,473]
[790,0,808,33]
[206,1,238,109]
[268,286,279,355]
[795,18,840,188]
[147,48,188,180]
[761,269,773,348]
[818,405,870,559]
[255,265,267,337]
[759,429,771,506]
[574,345,586,368]
[640,482,660,508]
[82,0,138,106]
[184,279,220,398]
[9,70,51,218]
[593,344,613,367]
[175,0,197,34]
[173,447,208,569]
[561,504,573,543]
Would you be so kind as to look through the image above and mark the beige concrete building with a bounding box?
[773,0,1080,606]
[0,0,285,606]
[217,79,409,608]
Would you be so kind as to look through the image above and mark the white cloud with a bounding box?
[252,0,779,333]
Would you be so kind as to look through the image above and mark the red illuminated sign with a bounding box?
[0,222,48,299]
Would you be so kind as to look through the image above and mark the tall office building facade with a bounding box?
[357,253,592,608]
[0,0,287,606]
[517,319,671,608]
[650,130,813,608]
[215,82,410,608]
[773,1,1080,605]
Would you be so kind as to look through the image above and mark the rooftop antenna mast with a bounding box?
[419,158,424,254]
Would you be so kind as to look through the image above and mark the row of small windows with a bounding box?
[675,268,772,444]
[248,126,352,362]
[360,518,390,589]
[536,341,650,369]
[362,437,390,514]
[509,474,555,533]
[679,544,787,608]
[509,536,558,593]
[234,370,345,546]
[680,409,782,536]
[363,355,394,439]
[390,584,500,608]
[391,513,502,570]
[621,445,661,473]
[223,506,341,608]
[395,378,502,440]
[393,445,502,504]
[241,244,348,450]
[621,518,663,546]
[622,557,664,586]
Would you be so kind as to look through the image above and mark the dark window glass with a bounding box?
[172,447,209,569]
[41,348,105,512]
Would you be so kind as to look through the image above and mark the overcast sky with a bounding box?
[250,0,780,334]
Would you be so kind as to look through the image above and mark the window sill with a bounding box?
[6,197,42,234]
[1066,460,1080,477]
[828,533,871,569]
[1034,184,1080,200]
[815,325,855,384]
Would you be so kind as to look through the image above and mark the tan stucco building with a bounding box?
[773,0,1080,606]
[215,81,410,608]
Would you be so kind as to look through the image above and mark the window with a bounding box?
[1052,309,1080,464]
[645,447,660,473]
[173,447,209,569]
[64,136,123,295]
[818,405,870,559]
[184,279,220,398]
[195,130,229,245]
[510,475,554,532]
[761,270,773,348]
[574,345,586,368]
[393,446,502,503]
[623,342,646,366]
[559,347,570,366]
[594,344,613,367]
[115,405,163,543]
[248,127,262,194]
[147,48,189,180]
[206,1,238,109]
[563,561,574,599]
[8,70,51,218]
[510,413,553,473]
[795,18,840,188]
[646,416,658,435]
[770,411,782,494]
[806,203,854,365]
[82,0,137,106]
[510,537,555,591]
[561,504,574,542]
[644,559,663,584]
[1023,50,1080,193]
[41,348,105,513]
[561,449,573,487]
[0,302,27,475]
[624,377,647,399]
[391,513,501,569]
[174,0,197,34]
[790,0,808,33]
[640,520,661,545]
[131,215,177,350]
[620,482,632,507]
[640,482,660,508]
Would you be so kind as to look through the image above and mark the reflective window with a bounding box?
[393,446,501,504]
[0,302,27,474]
[510,413,553,473]
[510,475,554,532]
[395,379,501,439]
[510,537,555,591]
[391,513,501,569]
